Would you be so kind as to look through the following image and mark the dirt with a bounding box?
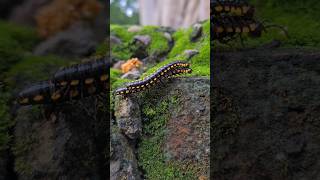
[211,48,320,180]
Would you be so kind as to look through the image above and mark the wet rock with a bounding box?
[115,96,142,139]
[121,68,141,80]
[183,49,199,60]
[190,23,202,42]
[34,22,97,58]
[110,35,122,46]
[128,25,142,33]
[9,0,51,26]
[110,127,141,180]
[133,35,151,46]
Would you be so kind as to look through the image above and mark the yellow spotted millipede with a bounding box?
[115,61,192,96]
[17,58,110,106]
[211,0,255,18]
[211,0,288,44]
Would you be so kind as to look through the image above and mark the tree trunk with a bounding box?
[138,0,209,28]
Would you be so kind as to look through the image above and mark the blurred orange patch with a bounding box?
[121,58,143,73]
[35,0,101,38]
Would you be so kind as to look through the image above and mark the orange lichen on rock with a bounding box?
[121,58,143,73]
[35,0,101,38]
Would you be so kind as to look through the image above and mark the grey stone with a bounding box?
[190,23,203,42]
[121,68,141,80]
[183,49,199,59]
[114,96,142,139]
[133,35,151,46]
[33,22,97,58]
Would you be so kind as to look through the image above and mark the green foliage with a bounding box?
[110,0,139,25]
[138,97,196,179]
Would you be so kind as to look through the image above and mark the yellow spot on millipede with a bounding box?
[71,80,79,86]
[100,74,108,81]
[85,78,94,84]
[33,95,44,102]
[70,90,78,97]
[19,98,29,104]
[51,92,61,101]
[60,81,68,86]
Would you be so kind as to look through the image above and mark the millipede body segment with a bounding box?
[17,57,110,106]
[115,61,192,96]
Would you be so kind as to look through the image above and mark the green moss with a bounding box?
[110,24,170,60]
[0,21,40,76]
[5,55,70,88]
[95,42,109,57]
[140,20,210,78]
[0,92,13,153]
[0,21,39,51]
[13,136,35,176]
[140,26,170,56]
[138,96,197,179]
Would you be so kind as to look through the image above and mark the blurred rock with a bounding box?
[163,32,173,43]
[33,22,97,58]
[112,60,125,70]
[114,96,142,139]
[110,35,122,46]
[14,96,108,179]
[128,25,142,33]
[212,49,320,179]
[9,0,51,26]
[121,68,141,80]
[184,49,199,59]
[133,35,151,46]
[190,23,202,42]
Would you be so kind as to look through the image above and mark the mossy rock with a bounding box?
[110,25,170,60]
[4,55,71,90]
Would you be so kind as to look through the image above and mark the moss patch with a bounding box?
[110,25,170,60]
[5,55,70,89]
[0,21,40,77]
[138,95,197,179]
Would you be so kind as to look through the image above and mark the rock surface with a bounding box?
[110,126,141,180]
[33,22,98,58]
[212,48,320,180]
[114,77,210,178]
[14,96,108,179]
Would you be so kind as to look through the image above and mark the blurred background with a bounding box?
[111,0,210,28]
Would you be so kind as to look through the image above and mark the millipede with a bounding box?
[211,0,255,18]
[17,57,110,106]
[212,15,288,44]
[115,61,192,96]
[211,0,289,45]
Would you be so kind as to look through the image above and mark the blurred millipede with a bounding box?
[212,15,288,44]
[17,57,110,106]
[211,0,255,18]
[115,61,192,96]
